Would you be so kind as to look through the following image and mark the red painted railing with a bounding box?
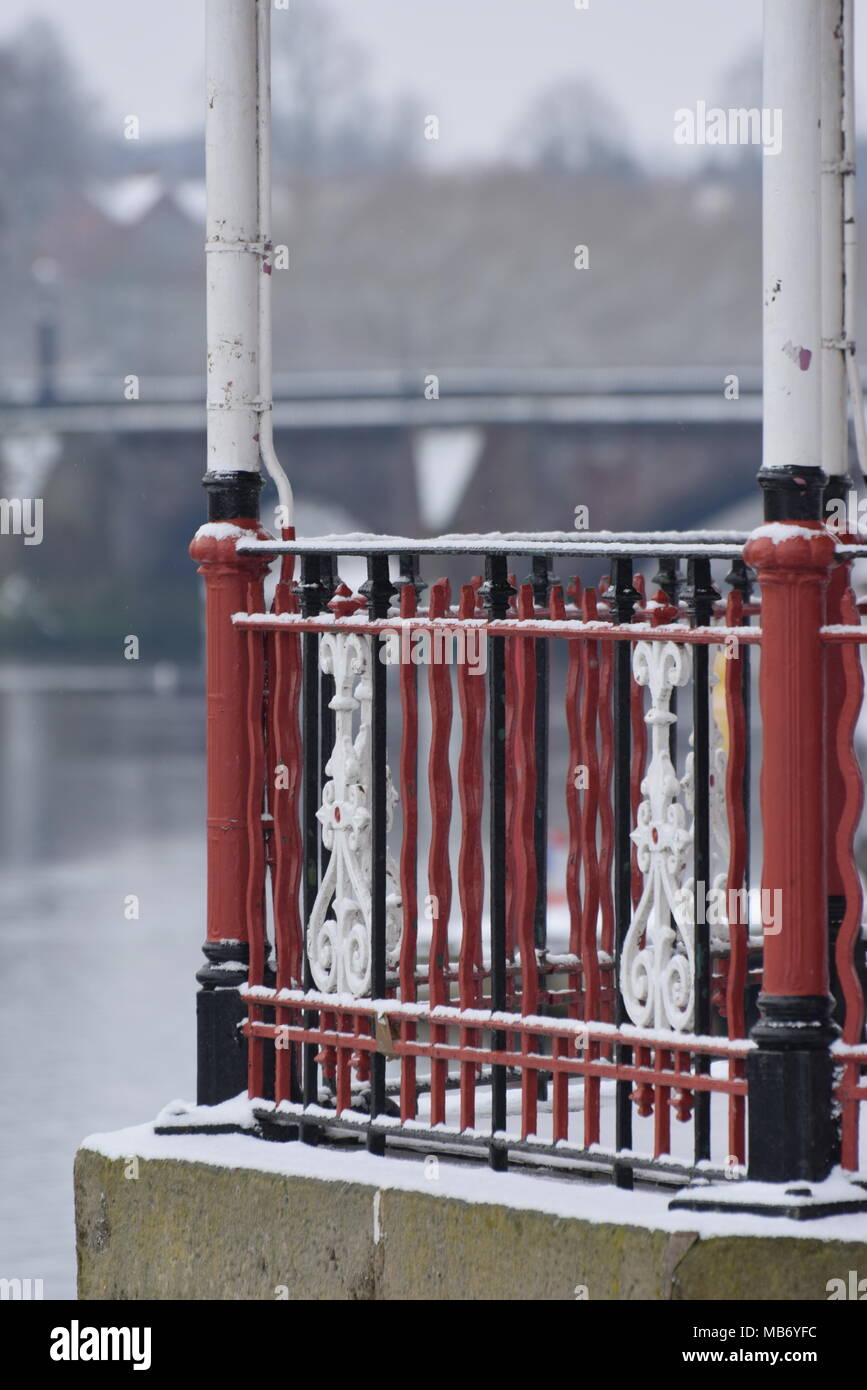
[189,523,867,1191]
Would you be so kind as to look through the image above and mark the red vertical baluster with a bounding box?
[427,579,453,1127]
[514,585,539,1138]
[399,583,420,1121]
[654,1040,673,1159]
[597,606,616,1024]
[504,577,519,975]
[722,590,748,1165]
[245,574,268,1101]
[552,1033,569,1144]
[833,586,866,1169]
[271,551,303,1105]
[580,589,602,1147]
[457,583,486,1130]
[553,582,577,1142]
[630,575,647,912]
[335,1007,351,1116]
[563,580,584,984]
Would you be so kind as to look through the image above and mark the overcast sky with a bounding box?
[2,0,866,169]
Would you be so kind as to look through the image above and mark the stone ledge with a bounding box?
[75,1123,867,1301]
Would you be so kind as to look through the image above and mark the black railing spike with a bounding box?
[724,554,755,599]
[525,552,559,605]
[360,553,397,619]
[652,555,681,605]
[396,551,428,602]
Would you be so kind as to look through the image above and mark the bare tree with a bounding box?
[0,19,97,241]
[507,77,637,178]
[271,2,419,174]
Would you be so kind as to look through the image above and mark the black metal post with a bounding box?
[607,557,640,1190]
[361,553,397,1155]
[482,554,515,1170]
[529,554,555,1101]
[685,557,719,1164]
[298,552,325,1144]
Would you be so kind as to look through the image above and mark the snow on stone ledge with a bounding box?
[81,1100,867,1244]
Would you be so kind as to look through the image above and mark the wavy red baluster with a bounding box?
[245,573,268,1101]
[579,589,602,1147]
[513,585,539,1137]
[427,578,453,1127]
[630,603,647,912]
[597,603,616,1025]
[564,578,584,971]
[504,576,519,975]
[271,556,304,1104]
[457,583,486,1129]
[721,590,748,1164]
[398,582,419,1121]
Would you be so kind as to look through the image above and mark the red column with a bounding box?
[189,518,271,1104]
[745,522,835,997]
[742,520,838,1181]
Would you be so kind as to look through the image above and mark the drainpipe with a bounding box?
[190,0,272,1105]
[822,0,848,489]
[256,0,294,531]
[841,0,867,480]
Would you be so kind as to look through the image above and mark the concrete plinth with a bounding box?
[74,1123,867,1301]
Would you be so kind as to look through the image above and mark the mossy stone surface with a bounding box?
[75,1149,867,1301]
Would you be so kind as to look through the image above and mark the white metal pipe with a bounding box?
[821,0,847,476]
[763,0,824,473]
[842,0,857,349]
[256,0,294,525]
[206,0,261,478]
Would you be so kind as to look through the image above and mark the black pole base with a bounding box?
[196,985,247,1107]
[757,463,827,522]
[669,1181,867,1221]
[202,469,263,521]
[746,1044,837,1184]
[745,992,838,1184]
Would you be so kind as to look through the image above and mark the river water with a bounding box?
[0,670,203,1299]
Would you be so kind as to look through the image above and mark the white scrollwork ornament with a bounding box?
[306,631,402,995]
[621,640,696,1031]
[682,648,731,948]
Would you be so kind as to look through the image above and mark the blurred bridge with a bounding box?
[0,366,763,435]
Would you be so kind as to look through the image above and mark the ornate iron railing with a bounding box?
[185,518,867,1202]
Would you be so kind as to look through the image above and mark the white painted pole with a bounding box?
[821,0,847,477]
[763,0,823,475]
[205,0,261,478]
